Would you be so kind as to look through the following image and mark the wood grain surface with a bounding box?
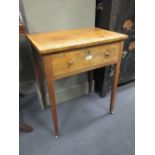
[27,28,128,55]
[51,42,120,79]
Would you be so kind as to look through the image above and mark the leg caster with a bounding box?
[109,111,114,114]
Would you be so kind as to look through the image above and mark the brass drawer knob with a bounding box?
[68,60,73,66]
[104,51,111,56]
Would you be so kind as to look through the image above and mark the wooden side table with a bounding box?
[27,28,128,137]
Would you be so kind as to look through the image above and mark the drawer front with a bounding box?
[52,43,120,78]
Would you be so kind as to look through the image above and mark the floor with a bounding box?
[19,83,135,155]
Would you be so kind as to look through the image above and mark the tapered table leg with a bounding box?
[110,63,120,113]
[110,42,124,114]
[46,76,59,137]
[110,42,124,113]
[43,56,59,137]
[31,45,46,108]
[34,64,47,107]
[88,71,93,93]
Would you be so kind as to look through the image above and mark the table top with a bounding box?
[27,28,128,55]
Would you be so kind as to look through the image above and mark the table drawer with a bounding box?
[52,42,120,78]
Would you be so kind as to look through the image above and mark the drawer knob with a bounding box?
[104,51,111,56]
[68,60,73,66]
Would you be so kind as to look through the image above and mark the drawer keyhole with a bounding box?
[86,51,92,60]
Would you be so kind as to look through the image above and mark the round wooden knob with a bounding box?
[68,60,73,66]
[104,51,110,56]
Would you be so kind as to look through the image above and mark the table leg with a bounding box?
[88,71,93,93]
[46,76,59,137]
[34,64,47,107]
[43,56,59,138]
[31,45,46,108]
[110,63,121,113]
[110,42,124,113]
